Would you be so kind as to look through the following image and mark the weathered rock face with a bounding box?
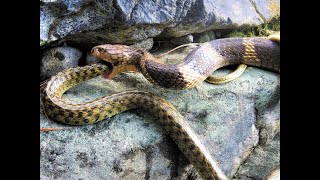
[40,46,83,80]
[40,48,280,179]
[40,0,280,48]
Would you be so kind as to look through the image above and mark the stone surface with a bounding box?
[234,137,280,180]
[40,47,280,179]
[234,100,280,179]
[207,30,216,40]
[192,29,216,43]
[170,34,194,45]
[40,0,280,48]
[254,0,280,21]
[193,33,210,43]
[40,46,83,80]
[86,52,100,65]
[130,38,154,50]
[40,5,53,43]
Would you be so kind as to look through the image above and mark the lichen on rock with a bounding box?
[40,46,83,80]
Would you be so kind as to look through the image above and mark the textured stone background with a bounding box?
[40,0,280,48]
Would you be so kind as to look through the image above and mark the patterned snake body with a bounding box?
[42,37,280,180]
[41,64,228,180]
[91,37,280,89]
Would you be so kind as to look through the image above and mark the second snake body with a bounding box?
[91,37,280,89]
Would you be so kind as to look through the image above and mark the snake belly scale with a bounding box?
[41,37,280,180]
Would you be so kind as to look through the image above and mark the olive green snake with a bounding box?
[41,35,280,180]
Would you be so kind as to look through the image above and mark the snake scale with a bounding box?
[41,37,280,180]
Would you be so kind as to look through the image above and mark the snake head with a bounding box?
[91,44,144,79]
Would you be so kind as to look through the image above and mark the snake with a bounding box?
[91,36,279,89]
[152,43,249,85]
[41,36,280,180]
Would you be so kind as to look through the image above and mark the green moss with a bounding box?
[226,17,280,38]
[226,29,256,38]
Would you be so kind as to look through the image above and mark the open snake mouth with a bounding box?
[97,60,114,78]
[91,45,122,78]
[91,44,142,79]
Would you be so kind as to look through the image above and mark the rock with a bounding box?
[234,136,280,179]
[51,6,108,41]
[40,0,280,48]
[130,38,154,50]
[40,46,82,80]
[254,0,280,21]
[215,30,228,39]
[152,0,267,37]
[170,34,193,45]
[40,48,280,179]
[192,29,216,43]
[207,30,216,40]
[63,26,163,49]
[40,6,53,43]
[193,33,210,43]
[86,52,100,65]
[234,100,280,179]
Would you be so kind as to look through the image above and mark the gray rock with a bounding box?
[40,0,280,48]
[207,30,216,40]
[193,33,210,43]
[40,5,54,43]
[170,34,193,45]
[253,0,280,22]
[40,46,82,80]
[234,137,280,180]
[215,31,223,39]
[86,52,100,65]
[63,26,163,49]
[234,101,280,179]
[191,30,216,43]
[161,0,265,37]
[130,38,154,50]
[51,6,108,40]
[40,48,280,179]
